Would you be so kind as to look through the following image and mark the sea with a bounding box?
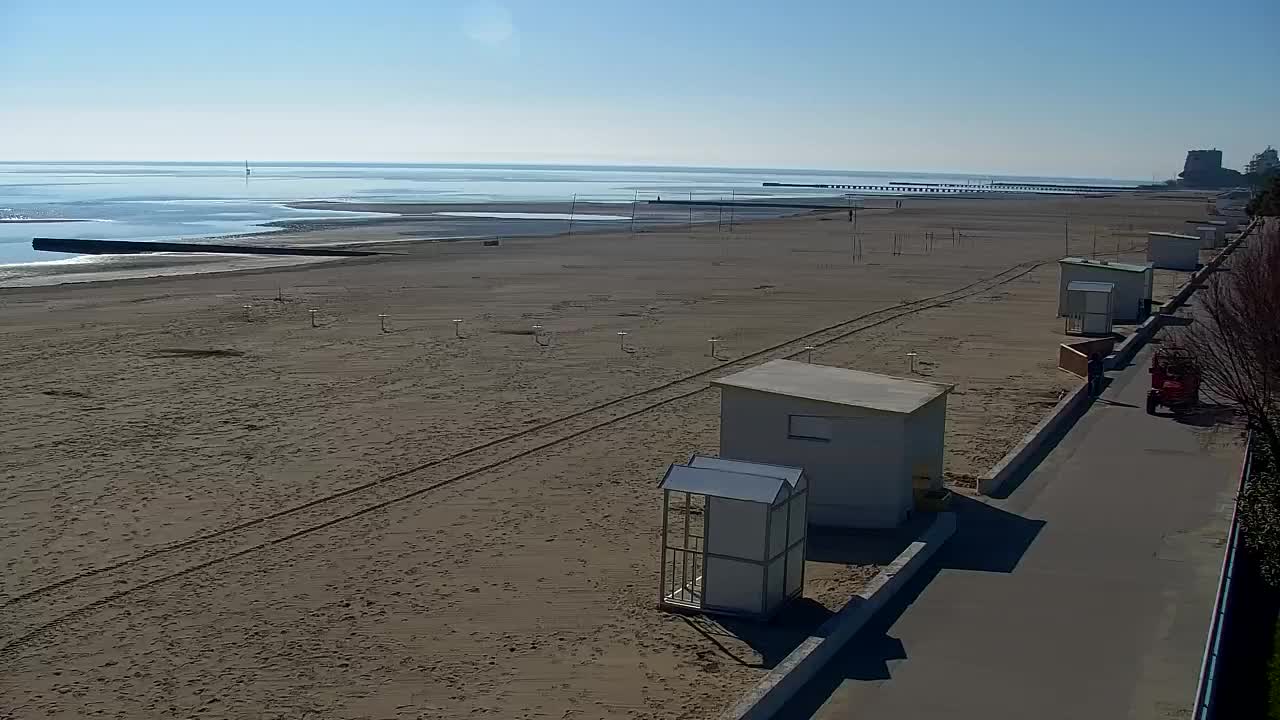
[0,162,1137,286]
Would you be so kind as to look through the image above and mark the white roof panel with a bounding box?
[687,455,804,488]
[1060,257,1151,273]
[659,464,786,504]
[712,359,952,414]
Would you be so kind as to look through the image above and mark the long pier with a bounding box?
[763,181,1136,194]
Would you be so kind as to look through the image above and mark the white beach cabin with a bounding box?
[657,455,807,619]
[1195,226,1220,249]
[1211,217,1238,233]
[1147,232,1201,271]
[712,360,951,530]
[1063,281,1115,336]
[1058,257,1153,323]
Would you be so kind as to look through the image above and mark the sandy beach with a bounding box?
[0,191,1214,718]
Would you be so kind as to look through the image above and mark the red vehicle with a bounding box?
[1147,349,1201,414]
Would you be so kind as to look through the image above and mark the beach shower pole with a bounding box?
[309,309,318,328]
[568,194,577,238]
[617,331,628,352]
[907,351,919,374]
[729,190,735,231]
[378,314,388,333]
[630,191,638,234]
[688,191,693,232]
[242,304,252,321]
[804,345,815,363]
[850,223,857,263]
[708,337,720,360]
[453,319,463,338]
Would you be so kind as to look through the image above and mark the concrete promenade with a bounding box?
[790,342,1243,719]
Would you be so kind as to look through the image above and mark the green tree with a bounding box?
[1249,174,1280,217]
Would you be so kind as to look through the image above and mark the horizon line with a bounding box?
[0,159,1150,184]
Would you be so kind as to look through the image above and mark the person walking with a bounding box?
[1086,353,1104,396]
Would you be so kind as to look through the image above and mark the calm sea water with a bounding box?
[0,162,1135,273]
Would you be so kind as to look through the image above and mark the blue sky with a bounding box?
[1,0,1275,178]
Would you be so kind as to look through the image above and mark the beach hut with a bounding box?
[1063,281,1115,336]
[713,360,951,529]
[1195,226,1220,249]
[657,455,807,619]
[1213,197,1240,214]
[1058,257,1153,323]
[1147,232,1201,271]
[1194,218,1234,236]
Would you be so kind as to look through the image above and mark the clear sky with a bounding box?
[1,0,1276,179]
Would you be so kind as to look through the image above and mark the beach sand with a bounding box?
[0,192,1212,718]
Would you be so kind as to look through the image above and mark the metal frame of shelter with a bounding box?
[1064,280,1116,336]
[657,455,808,620]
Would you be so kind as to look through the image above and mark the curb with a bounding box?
[977,382,1091,496]
[718,512,957,720]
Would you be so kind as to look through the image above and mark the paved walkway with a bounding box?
[790,343,1242,719]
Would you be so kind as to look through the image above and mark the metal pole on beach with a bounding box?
[568,194,577,238]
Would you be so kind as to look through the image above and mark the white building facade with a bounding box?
[713,360,951,530]
[1058,257,1153,323]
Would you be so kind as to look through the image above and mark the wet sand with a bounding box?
[0,191,1213,718]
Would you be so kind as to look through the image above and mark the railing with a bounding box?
[663,543,705,608]
[1193,431,1252,720]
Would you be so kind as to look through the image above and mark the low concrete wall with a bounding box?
[977,382,1091,496]
[1106,314,1162,371]
[719,513,957,720]
[1058,337,1117,377]
[1104,218,1258,372]
[981,219,1259,498]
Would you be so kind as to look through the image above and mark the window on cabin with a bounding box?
[787,415,833,442]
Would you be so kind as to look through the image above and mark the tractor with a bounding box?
[1147,348,1201,414]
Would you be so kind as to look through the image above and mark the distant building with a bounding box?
[1246,146,1279,176]
[1179,148,1244,188]
[1184,149,1224,177]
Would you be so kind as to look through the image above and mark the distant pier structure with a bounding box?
[762,180,1138,195]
